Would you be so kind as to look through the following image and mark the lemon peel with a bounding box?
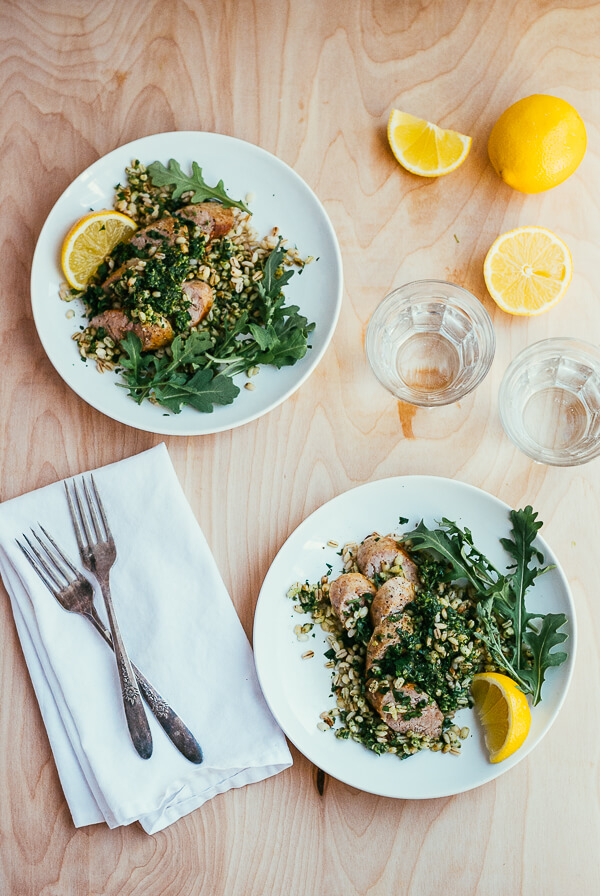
[61,210,137,290]
[471,672,531,763]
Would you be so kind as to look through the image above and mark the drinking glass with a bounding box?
[365,280,495,407]
[499,337,600,466]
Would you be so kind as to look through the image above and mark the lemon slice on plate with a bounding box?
[61,210,137,290]
[471,672,531,763]
[484,226,572,316]
[387,109,472,177]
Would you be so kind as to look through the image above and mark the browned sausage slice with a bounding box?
[357,536,418,580]
[102,258,145,293]
[175,203,234,240]
[366,613,414,670]
[394,547,419,584]
[129,216,184,250]
[90,309,174,352]
[367,683,444,737]
[370,576,415,628]
[182,279,214,326]
[329,573,375,622]
[90,309,129,343]
[131,318,174,351]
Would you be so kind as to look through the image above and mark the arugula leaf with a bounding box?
[117,332,239,413]
[401,519,499,590]
[475,594,531,692]
[520,614,568,705]
[255,240,295,325]
[496,507,552,669]
[147,160,250,212]
[170,330,213,365]
[401,509,568,705]
[119,332,163,404]
[247,322,276,352]
[153,368,239,413]
[256,326,310,368]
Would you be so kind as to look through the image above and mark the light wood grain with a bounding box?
[1,0,599,893]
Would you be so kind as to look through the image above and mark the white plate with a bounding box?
[253,476,576,798]
[31,132,343,435]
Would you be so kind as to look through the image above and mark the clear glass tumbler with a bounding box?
[499,338,600,466]
[365,280,496,407]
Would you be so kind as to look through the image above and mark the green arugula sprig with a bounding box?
[401,507,568,705]
[119,330,240,413]
[116,240,314,414]
[147,160,250,212]
[202,239,314,378]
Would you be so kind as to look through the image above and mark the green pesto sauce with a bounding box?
[377,581,478,713]
[81,226,210,334]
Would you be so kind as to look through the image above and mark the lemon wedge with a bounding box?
[483,226,572,316]
[61,210,137,290]
[387,109,472,177]
[471,672,531,763]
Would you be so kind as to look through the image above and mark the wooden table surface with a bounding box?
[1,1,599,893]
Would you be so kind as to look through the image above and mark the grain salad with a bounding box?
[288,530,508,760]
[61,159,314,414]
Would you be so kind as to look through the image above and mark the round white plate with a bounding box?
[31,132,343,435]
[253,476,576,798]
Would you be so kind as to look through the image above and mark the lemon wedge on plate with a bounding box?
[471,672,531,763]
[387,109,472,177]
[61,210,137,290]
[483,226,572,316]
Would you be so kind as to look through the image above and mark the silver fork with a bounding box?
[64,475,153,760]
[18,527,203,764]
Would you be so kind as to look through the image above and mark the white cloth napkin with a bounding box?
[0,444,291,833]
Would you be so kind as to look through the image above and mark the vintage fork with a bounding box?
[64,475,153,759]
[18,526,203,764]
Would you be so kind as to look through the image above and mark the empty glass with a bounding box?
[499,337,600,466]
[365,280,496,407]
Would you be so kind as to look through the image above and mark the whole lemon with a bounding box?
[488,94,586,193]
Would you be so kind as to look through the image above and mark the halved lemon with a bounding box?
[483,226,572,316]
[471,672,531,763]
[387,109,472,177]
[61,210,137,290]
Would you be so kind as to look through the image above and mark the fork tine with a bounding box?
[90,475,111,537]
[72,479,95,547]
[30,530,74,586]
[17,538,58,595]
[37,525,80,580]
[64,481,86,554]
[21,533,66,590]
[84,476,105,542]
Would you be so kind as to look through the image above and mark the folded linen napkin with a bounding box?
[0,444,291,833]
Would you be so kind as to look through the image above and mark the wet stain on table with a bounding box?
[397,401,417,439]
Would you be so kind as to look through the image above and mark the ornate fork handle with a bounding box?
[86,607,203,763]
[94,569,153,759]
